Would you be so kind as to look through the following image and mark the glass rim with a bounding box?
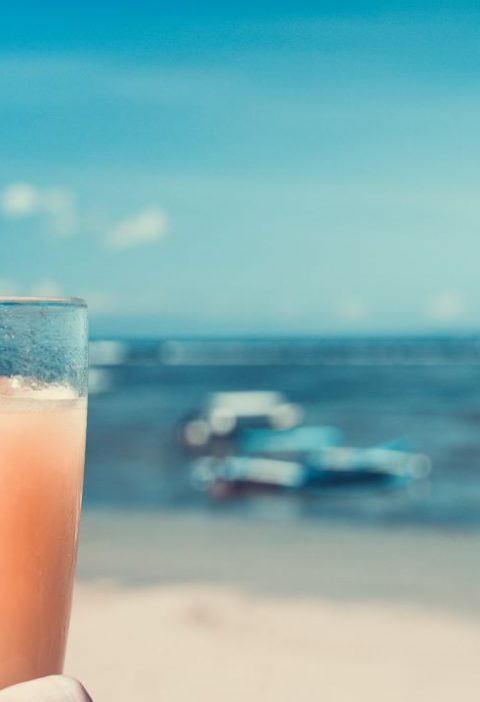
[0,296,87,308]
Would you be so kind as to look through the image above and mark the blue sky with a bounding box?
[1,2,480,336]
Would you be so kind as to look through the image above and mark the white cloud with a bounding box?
[0,182,77,237]
[1,182,170,250]
[2,183,40,217]
[426,291,466,323]
[336,296,369,324]
[105,207,167,250]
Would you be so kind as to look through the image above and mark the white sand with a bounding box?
[66,510,480,701]
[68,582,480,702]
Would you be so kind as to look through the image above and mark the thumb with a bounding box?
[0,676,92,701]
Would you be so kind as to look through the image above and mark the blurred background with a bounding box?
[3,2,480,700]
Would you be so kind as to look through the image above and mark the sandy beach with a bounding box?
[65,510,480,701]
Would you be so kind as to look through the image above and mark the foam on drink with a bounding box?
[0,376,86,688]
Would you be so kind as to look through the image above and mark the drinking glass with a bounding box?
[0,297,88,689]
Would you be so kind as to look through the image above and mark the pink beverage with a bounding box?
[0,295,88,689]
[0,377,87,689]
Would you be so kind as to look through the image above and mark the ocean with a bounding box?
[85,337,480,528]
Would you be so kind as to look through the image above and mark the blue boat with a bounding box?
[190,446,431,500]
[238,425,342,455]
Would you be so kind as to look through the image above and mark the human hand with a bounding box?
[0,676,92,701]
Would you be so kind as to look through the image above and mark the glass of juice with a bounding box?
[0,297,88,689]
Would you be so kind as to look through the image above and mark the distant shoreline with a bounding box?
[77,508,480,617]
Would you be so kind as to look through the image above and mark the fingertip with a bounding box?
[0,675,92,701]
[49,676,93,702]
